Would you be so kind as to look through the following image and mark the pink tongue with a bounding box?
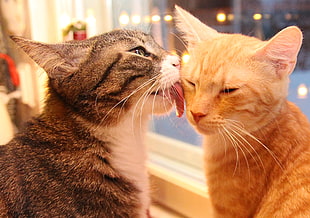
[172,82,185,117]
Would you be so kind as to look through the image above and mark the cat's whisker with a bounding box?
[139,81,158,114]
[141,76,161,106]
[170,32,188,52]
[93,82,153,132]
[221,124,250,177]
[161,88,174,118]
[95,77,157,130]
[174,48,186,55]
[225,119,245,129]
[132,86,152,125]
[136,83,158,132]
[221,126,241,176]
[226,120,283,172]
[217,128,228,158]
[225,122,266,173]
[131,77,160,134]
[225,124,265,179]
[151,85,162,117]
[227,128,252,180]
[238,128,284,171]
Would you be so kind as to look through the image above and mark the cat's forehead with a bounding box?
[196,35,262,70]
[92,29,162,53]
[195,34,262,57]
[109,29,150,42]
[183,34,262,85]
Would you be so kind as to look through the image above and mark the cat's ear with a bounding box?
[10,36,91,79]
[254,26,303,77]
[174,5,219,47]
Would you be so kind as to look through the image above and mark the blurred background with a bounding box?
[0,0,309,146]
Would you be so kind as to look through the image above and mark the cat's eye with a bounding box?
[130,47,151,57]
[185,79,196,87]
[220,88,239,94]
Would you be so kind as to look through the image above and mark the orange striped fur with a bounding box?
[175,6,310,217]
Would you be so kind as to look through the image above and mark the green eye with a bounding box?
[130,47,151,57]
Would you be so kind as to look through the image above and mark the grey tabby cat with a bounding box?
[0,29,184,217]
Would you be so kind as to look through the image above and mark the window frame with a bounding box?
[147,132,213,217]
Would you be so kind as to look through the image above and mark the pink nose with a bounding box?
[170,56,180,69]
[191,111,207,123]
[172,62,180,69]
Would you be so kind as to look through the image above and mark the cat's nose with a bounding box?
[169,55,180,69]
[191,111,206,123]
[173,62,180,70]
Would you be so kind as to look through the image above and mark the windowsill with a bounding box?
[150,203,186,218]
[147,133,213,217]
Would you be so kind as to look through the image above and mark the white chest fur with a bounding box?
[92,111,150,218]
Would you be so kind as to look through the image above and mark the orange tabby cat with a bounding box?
[175,6,310,217]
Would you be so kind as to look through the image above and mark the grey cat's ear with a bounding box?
[10,36,90,79]
[254,26,303,77]
[174,5,219,47]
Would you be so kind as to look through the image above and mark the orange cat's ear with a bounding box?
[174,5,219,47]
[10,36,91,79]
[254,26,303,78]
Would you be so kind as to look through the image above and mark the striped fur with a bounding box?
[0,30,181,217]
[175,6,310,217]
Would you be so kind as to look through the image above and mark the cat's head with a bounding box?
[174,6,302,135]
[11,29,184,126]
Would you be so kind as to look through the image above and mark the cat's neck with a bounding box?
[247,101,309,150]
[87,109,151,218]
[91,109,150,174]
[254,101,310,165]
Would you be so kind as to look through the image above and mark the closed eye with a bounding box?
[220,88,239,94]
[129,46,151,57]
[184,79,196,87]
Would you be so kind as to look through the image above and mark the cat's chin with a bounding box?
[193,125,220,135]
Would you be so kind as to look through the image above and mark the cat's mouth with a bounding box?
[151,82,184,117]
